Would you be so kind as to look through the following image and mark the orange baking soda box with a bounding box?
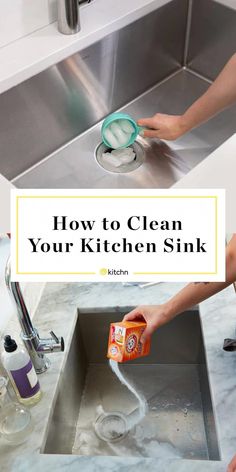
[107,321,151,362]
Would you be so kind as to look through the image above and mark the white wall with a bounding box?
[48,0,57,23]
[0,0,52,48]
[0,1,92,49]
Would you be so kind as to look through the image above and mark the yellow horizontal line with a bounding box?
[133,272,217,275]
[17,196,217,199]
[16,272,96,275]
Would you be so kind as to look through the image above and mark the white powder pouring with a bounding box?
[109,359,147,430]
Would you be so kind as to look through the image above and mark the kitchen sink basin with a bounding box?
[43,309,220,461]
[14,68,228,189]
[0,0,235,187]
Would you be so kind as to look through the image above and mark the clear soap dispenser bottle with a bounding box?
[2,335,42,406]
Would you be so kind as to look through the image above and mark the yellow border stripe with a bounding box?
[16,272,96,275]
[17,195,216,199]
[134,272,216,275]
[16,196,19,274]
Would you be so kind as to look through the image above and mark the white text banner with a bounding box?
[11,189,225,282]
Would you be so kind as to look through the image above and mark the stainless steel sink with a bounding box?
[0,0,235,187]
[43,309,220,461]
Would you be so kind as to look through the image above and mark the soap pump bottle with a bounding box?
[2,335,42,406]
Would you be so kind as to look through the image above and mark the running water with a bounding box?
[109,359,147,429]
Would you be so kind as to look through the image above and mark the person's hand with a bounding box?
[138,113,188,140]
[228,454,236,472]
[123,305,172,343]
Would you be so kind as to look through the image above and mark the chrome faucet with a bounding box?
[57,0,81,35]
[5,258,64,374]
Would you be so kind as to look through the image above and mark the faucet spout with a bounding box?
[57,0,81,35]
[5,260,36,338]
[5,258,64,374]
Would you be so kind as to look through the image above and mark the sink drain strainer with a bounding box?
[94,412,128,442]
[95,140,145,174]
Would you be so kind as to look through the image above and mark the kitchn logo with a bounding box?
[99,268,129,276]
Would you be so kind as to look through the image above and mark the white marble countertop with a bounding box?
[0,0,171,95]
[1,281,236,471]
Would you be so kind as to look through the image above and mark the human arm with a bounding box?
[138,53,236,140]
[123,235,236,342]
[228,454,236,472]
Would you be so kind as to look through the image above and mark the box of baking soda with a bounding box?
[107,321,151,362]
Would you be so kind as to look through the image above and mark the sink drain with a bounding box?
[95,140,145,174]
[94,412,129,442]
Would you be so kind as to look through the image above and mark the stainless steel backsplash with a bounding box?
[187,0,236,80]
